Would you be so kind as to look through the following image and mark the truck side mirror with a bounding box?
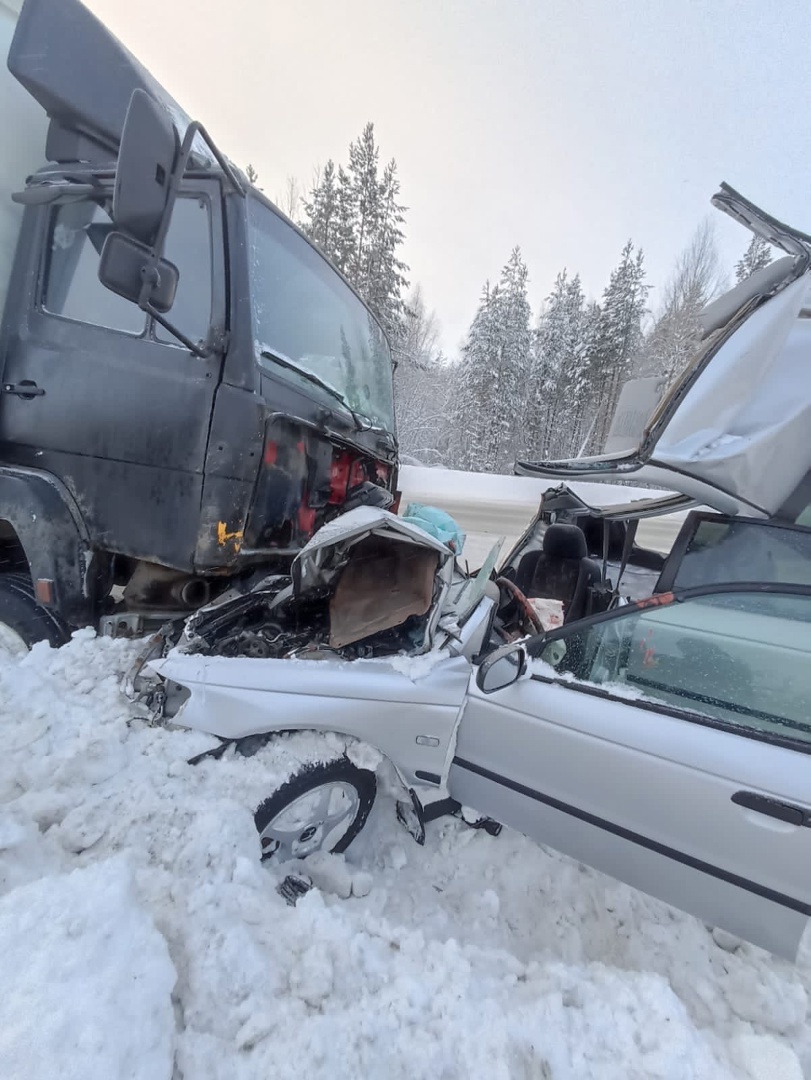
[113,89,178,247]
[98,232,178,313]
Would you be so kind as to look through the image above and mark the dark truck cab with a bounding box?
[0,0,397,643]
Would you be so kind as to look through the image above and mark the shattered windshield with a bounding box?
[247,196,395,432]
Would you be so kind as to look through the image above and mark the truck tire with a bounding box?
[0,574,70,654]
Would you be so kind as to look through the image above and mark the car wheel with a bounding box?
[0,574,70,654]
[255,757,377,863]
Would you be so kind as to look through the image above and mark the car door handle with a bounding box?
[2,381,45,399]
[732,790,811,827]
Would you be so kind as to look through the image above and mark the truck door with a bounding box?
[0,179,225,570]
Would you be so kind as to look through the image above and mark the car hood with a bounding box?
[292,506,453,592]
[516,185,811,519]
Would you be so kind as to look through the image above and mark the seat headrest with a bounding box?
[542,523,588,559]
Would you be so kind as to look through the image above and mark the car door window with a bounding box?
[156,195,213,348]
[667,517,811,589]
[538,589,811,746]
[43,200,146,335]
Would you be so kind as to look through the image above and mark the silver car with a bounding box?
[131,186,811,960]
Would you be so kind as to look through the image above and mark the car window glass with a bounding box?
[157,196,213,347]
[539,591,811,745]
[670,518,811,588]
[43,200,145,334]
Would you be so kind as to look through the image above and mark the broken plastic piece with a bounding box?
[277,873,313,906]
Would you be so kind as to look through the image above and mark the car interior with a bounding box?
[493,498,669,639]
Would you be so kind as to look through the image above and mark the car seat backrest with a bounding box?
[519,524,603,622]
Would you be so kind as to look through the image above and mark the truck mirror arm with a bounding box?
[128,115,242,358]
[144,302,212,358]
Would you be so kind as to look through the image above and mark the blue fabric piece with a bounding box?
[402,503,466,554]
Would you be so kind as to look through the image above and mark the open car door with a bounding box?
[516,185,811,520]
[451,583,811,958]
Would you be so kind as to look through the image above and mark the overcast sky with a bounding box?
[88,0,811,354]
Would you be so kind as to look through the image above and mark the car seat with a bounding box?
[514,524,603,622]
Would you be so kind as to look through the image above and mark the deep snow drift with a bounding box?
[0,632,808,1079]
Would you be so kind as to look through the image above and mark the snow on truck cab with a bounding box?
[0,0,397,649]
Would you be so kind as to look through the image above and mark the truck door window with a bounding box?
[42,200,145,334]
[156,195,213,348]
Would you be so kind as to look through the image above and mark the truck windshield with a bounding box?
[247,197,395,432]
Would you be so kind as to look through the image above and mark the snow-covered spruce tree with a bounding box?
[301,124,409,345]
[524,270,592,460]
[585,241,650,451]
[345,122,380,290]
[393,286,452,464]
[734,233,772,283]
[452,281,500,471]
[363,159,409,345]
[332,165,357,277]
[302,160,338,255]
[638,221,724,382]
[494,248,532,467]
[454,248,532,473]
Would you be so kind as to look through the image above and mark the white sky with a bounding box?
[87,0,811,354]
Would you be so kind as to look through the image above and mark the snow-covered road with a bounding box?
[1,634,808,1080]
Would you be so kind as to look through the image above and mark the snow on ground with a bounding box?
[0,633,809,1079]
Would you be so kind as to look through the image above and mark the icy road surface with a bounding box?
[0,634,808,1080]
[399,465,687,568]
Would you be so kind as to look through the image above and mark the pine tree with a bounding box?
[364,159,409,345]
[454,248,531,472]
[640,222,723,381]
[492,248,532,466]
[453,282,500,471]
[735,234,772,283]
[302,160,338,255]
[345,122,380,289]
[332,165,357,276]
[528,271,589,458]
[300,123,410,343]
[245,163,259,185]
[586,241,649,450]
[394,286,451,463]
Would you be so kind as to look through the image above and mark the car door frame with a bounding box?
[450,582,811,958]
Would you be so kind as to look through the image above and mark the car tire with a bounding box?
[0,574,70,654]
[254,757,377,863]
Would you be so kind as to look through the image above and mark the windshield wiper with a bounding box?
[259,348,375,432]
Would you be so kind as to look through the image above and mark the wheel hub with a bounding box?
[259,780,360,862]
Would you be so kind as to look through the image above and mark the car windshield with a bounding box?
[247,196,395,432]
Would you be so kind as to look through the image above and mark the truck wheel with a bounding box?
[0,574,70,654]
[255,758,376,863]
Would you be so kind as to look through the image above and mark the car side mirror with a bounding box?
[476,643,528,694]
[98,232,179,313]
[113,89,179,247]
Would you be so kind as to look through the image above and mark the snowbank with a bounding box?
[0,859,176,1080]
[0,632,808,1079]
